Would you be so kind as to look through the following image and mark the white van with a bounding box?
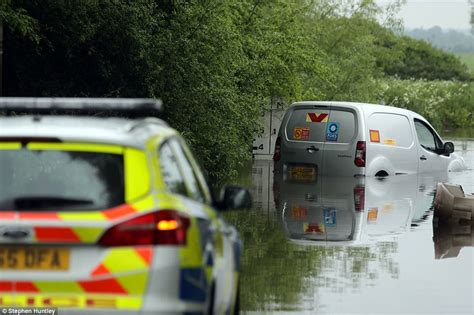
[273,101,466,177]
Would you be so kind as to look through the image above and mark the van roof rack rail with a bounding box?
[0,97,162,118]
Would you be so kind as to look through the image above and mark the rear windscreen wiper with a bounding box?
[12,196,94,210]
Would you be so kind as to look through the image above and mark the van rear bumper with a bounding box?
[275,160,365,178]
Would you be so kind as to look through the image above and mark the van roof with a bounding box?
[291,101,423,120]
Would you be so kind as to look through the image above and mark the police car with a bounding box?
[0,98,250,314]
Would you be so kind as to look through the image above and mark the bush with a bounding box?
[377,79,474,131]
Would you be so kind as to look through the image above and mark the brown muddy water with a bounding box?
[225,138,473,314]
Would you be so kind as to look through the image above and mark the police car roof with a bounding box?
[0,97,176,148]
[0,97,163,118]
[0,115,176,149]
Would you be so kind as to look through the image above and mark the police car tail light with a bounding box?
[273,137,281,161]
[99,210,190,246]
[154,210,190,245]
[354,141,366,167]
[354,186,365,212]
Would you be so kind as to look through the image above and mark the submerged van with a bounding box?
[273,101,466,177]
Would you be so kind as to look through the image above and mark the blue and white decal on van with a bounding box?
[324,208,337,227]
[326,122,340,142]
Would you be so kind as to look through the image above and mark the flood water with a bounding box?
[225,138,474,314]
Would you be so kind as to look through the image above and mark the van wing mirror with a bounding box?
[216,185,252,211]
[443,142,454,155]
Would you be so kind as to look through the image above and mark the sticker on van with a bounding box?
[383,139,396,146]
[292,205,308,220]
[324,208,337,227]
[367,207,378,222]
[325,122,340,142]
[304,222,325,233]
[369,130,380,143]
[382,203,394,213]
[306,113,328,123]
[293,127,310,140]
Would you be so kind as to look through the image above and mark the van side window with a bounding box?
[414,120,442,152]
[158,142,188,196]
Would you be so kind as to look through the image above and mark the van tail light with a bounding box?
[273,137,281,161]
[98,210,190,247]
[354,141,366,167]
[354,186,365,212]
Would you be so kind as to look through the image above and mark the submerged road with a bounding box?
[227,138,474,314]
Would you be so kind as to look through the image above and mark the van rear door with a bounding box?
[283,105,330,179]
[282,105,360,177]
[321,107,359,176]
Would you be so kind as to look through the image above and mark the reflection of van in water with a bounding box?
[273,173,446,245]
[273,102,466,177]
[274,176,365,243]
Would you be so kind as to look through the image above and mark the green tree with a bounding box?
[375,30,472,81]
[378,78,474,130]
[150,0,263,181]
[0,0,38,41]
[4,0,155,96]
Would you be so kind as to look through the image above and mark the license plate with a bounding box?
[0,247,70,271]
[289,166,316,181]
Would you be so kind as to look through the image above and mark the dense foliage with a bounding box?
[458,53,474,74]
[377,79,474,131]
[380,35,471,81]
[2,0,473,181]
[0,0,38,41]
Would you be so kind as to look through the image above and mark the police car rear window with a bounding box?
[0,150,124,211]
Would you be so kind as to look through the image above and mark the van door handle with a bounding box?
[306,146,319,153]
[420,155,427,161]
